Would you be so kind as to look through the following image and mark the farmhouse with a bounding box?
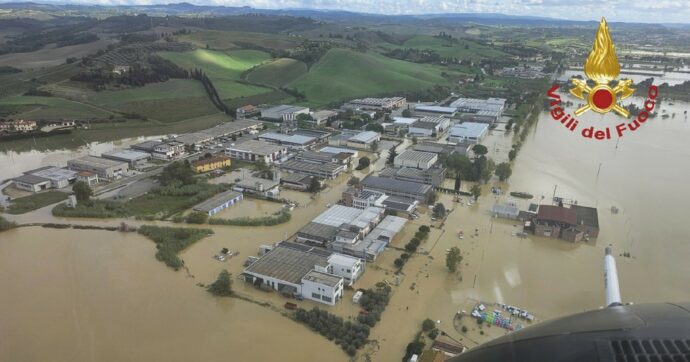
[192,190,243,216]
[448,122,489,144]
[261,105,310,122]
[225,140,287,164]
[67,156,128,181]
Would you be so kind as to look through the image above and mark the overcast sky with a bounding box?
[12,0,690,24]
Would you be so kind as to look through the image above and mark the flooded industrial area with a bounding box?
[2,97,690,361]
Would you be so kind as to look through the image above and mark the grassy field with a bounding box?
[179,30,301,51]
[394,35,508,60]
[0,95,115,119]
[159,49,272,99]
[289,48,450,106]
[245,58,308,87]
[7,191,68,214]
[0,63,81,97]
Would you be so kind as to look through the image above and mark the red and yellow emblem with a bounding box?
[570,18,634,117]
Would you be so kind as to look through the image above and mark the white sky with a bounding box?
[9,0,690,24]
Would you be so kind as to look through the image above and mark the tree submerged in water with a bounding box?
[207,270,233,297]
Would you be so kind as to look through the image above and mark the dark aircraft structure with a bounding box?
[450,248,690,362]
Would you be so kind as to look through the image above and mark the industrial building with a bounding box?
[279,173,315,191]
[258,132,317,149]
[413,105,457,116]
[451,97,506,123]
[318,146,358,158]
[192,190,243,216]
[460,110,501,124]
[295,151,352,165]
[102,149,151,167]
[341,188,419,215]
[360,176,433,202]
[232,175,280,197]
[131,140,185,160]
[76,171,98,186]
[531,204,600,242]
[242,242,348,306]
[23,166,77,189]
[310,110,338,126]
[448,122,489,144]
[225,140,287,164]
[67,156,129,181]
[394,150,438,170]
[13,174,51,193]
[379,166,446,186]
[343,97,406,111]
[260,105,310,122]
[329,130,380,150]
[192,156,231,173]
[331,215,408,261]
[407,116,451,137]
[296,206,385,246]
[280,159,347,179]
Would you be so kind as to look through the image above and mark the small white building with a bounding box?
[13,174,51,193]
[327,254,364,286]
[225,140,287,164]
[301,270,344,306]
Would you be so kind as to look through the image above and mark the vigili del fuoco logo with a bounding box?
[546,17,659,140]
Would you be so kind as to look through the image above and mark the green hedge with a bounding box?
[0,215,16,231]
[208,211,291,226]
[52,200,129,218]
[138,225,213,270]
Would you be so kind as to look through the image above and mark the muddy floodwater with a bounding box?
[1,98,690,361]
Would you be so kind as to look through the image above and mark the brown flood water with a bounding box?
[2,99,690,361]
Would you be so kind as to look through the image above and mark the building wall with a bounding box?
[245,273,302,296]
[67,161,128,180]
[204,194,243,216]
[15,180,50,192]
[301,278,343,306]
[329,258,364,285]
[408,127,434,137]
[394,154,438,170]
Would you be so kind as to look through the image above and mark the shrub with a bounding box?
[208,211,290,226]
[207,270,233,296]
[138,225,212,270]
[422,318,435,332]
[394,258,405,268]
[185,211,208,224]
[0,215,16,231]
[418,225,431,233]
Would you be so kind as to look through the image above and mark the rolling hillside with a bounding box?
[245,58,308,87]
[288,48,451,105]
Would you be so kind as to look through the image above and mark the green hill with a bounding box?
[159,49,272,99]
[245,58,308,87]
[288,48,450,106]
[397,35,507,60]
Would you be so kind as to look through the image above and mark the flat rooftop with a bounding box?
[361,175,432,196]
[348,131,379,144]
[193,190,242,213]
[26,166,77,181]
[102,149,151,161]
[451,97,506,112]
[244,243,330,285]
[302,270,342,287]
[259,132,316,146]
[313,205,367,227]
[281,159,344,174]
[414,105,457,113]
[395,150,437,164]
[69,155,127,169]
[449,122,489,138]
[14,174,50,185]
[319,146,358,155]
[263,105,308,115]
[234,175,279,190]
[227,140,284,156]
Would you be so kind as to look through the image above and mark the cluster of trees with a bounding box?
[386,146,398,165]
[190,69,232,115]
[446,246,462,272]
[357,282,392,327]
[72,181,93,202]
[185,211,208,224]
[208,210,291,227]
[270,40,332,65]
[356,157,370,170]
[207,270,233,297]
[0,215,16,232]
[73,55,188,90]
[395,226,431,269]
[159,160,196,186]
[138,225,212,270]
[0,21,99,55]
[432,202,447,219]
[444,145,494,187]
[294,307,370,356]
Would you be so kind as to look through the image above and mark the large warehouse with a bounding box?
[448,122,489,144]
[393,150,438,170]
[67,156,129,180]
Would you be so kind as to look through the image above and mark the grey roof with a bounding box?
[175,132,214,145]
[414,105,457,113]
[26,167,77,181]
[395,150,437,164]
[302,270,342,287]
[451,97,506,112]
[381,196,417,212]
[296,151,335,163]
[281,159,344,174]
[234,175,280,190]
[131,140,163,151]
[361,176,432,196]
[410,120,439,130]
[298,222,339,240]
[280,172,312,184]
[313,205,367,227]
[228,140,284,156]
[198,119,262,137]
[193,190,242,213]
[244,243,330,285]
[259,132,316,146]
[262,105,309,116]
[68,156,127,169]
[348,131,379,144]
[413,142,455,155]
[14,174,50,185]
[449,122,489,138]
[102,149,151,162]
[492,203,519,216]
